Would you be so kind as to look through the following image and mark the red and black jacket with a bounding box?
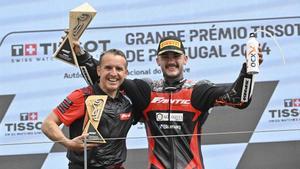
[54,83,134,168]
[78,52,254,169]
[122,64,253,169]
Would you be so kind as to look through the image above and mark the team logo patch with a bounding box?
[120,112,132,120]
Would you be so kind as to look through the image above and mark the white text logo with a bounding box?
[151,97,190,104]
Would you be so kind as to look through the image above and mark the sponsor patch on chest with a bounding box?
[120,112,132,120]
[156,112,183,122]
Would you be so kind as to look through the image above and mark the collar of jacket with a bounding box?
[163,78,186,91]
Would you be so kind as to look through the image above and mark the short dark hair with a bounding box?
[98,49,128,68]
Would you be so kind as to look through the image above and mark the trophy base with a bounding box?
[86,131,106,144]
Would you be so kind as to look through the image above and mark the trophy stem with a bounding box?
[84,137,87,169]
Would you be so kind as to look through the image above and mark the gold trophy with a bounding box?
[83,95,108,143]
[53,2,96,66]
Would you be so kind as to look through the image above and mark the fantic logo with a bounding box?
[12,44,37,56]
[284,98,300,107]
[151,97,190,104]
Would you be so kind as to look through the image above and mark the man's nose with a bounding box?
[110,68,117,75]
[167,56,176,62]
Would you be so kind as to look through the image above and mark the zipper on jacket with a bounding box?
[165,86,177,169]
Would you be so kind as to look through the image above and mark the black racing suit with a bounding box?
[77,53,254,169]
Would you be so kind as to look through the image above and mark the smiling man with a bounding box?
[156,37,187,83]
[75,36,263,169]
[42,49,136,169]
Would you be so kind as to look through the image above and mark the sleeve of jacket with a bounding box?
[122,79,151,124]
[77,52,99,85]
[191,63,255,112]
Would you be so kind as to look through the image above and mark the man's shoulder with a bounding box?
[194,80,215,87]
[182,79,195,88]
[182,79,214,88]
[79,85,94,96]
[145,79,164,91]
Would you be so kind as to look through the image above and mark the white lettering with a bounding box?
[151,97,190,104]
[241,78,251,102]
[156,113,183,122]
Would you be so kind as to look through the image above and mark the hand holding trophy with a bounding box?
[53,2,96,66]
[53,3,106,144]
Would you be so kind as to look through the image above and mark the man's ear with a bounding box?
[96,65,101,76]
[183,55,188,65]
[156,57,160,66]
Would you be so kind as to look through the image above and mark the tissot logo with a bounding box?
[269,98,300,122]
[284,98,300,107]
[11,44,39,56]
[10,40,110,63]
[11,43,58,57]
[151,97,190,104]
[10,42,55,63]
[4,112,43,135]
[20,112,38,121]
